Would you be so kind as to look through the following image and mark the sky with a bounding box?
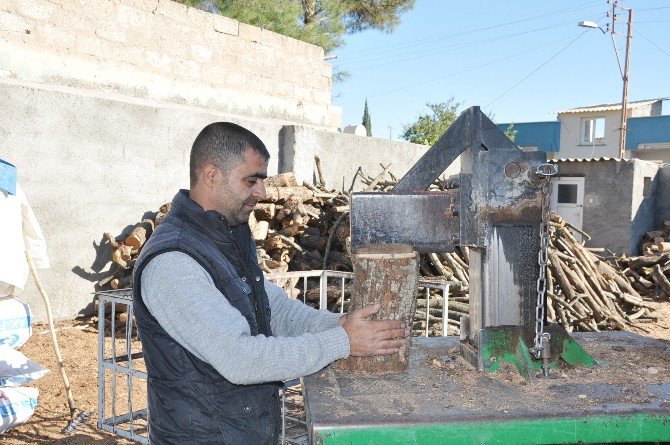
[329,0,670,140]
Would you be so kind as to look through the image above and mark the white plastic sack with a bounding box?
[0,298,31,349]
[0,387,39,433]
[0,345,48,387]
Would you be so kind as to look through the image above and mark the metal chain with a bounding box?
[533,164,558,356]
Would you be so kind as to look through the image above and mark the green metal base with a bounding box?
[314,413,670,444]
[479,324,596,381]
[304,334,670,445]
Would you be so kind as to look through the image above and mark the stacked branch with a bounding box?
[545,213,657,333]
[616,220,670,301]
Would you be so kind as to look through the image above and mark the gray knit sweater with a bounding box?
[140,251,350,385]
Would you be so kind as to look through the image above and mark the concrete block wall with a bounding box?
[631,160,660,253]
[280,126,461,191]
[656,166,670,228]
[555,159,661,255]
[0,0,340,127]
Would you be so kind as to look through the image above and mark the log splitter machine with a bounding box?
[302,107,670,445]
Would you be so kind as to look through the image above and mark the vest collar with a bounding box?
[171,189,241,242]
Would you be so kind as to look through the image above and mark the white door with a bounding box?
[550,177,585,242]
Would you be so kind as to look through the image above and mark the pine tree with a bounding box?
[179,0,416,53]
[362,99,372,137]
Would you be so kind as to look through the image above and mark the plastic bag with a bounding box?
[0,298,31,349]
[0,387,39,433]
[0,345,48,387]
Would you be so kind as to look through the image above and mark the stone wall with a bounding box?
[0,0,340,127]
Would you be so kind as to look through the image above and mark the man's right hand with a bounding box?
[340,304,409,357]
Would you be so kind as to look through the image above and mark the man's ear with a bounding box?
[200,164,220,189]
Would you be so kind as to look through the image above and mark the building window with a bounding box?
[582,116,605,144]
[643,177,651,197]
[557,184,578,204]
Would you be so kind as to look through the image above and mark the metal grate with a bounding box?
[96,271,449,444]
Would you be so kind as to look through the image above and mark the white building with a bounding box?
[556,99,666,161]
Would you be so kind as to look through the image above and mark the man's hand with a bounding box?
[340,304,409,357]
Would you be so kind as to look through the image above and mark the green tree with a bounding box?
[400,98,461,146]
[362,99,371,137]
[178,0,415,53]
[503,123,517,142]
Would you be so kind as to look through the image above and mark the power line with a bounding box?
[637,6,670,12]
[485,32,588,107]
[341,19,586,72]
[335,33,584,106]
[634,27,670,58]
[336,0,603,57]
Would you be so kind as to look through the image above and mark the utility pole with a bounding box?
[388,126,392,140]
[613,2,633,159]
[579,2,633,159]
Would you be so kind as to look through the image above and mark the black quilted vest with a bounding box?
[132,189,280,445]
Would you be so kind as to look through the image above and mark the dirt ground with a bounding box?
[2,301,669,444]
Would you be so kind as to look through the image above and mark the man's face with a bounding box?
[212,148,268,226]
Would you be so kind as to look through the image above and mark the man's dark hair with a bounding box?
[190,122,270,186]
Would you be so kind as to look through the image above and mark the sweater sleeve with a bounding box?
[141,251,350,385]
[264,278,344,337]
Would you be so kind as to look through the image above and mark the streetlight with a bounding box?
[579,1,633,159]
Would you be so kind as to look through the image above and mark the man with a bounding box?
[132,122,408,445]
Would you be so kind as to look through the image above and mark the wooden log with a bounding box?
[254,203,277,220]
[264,186,314,203]
[251,220,269,241]
[440,253,468,283]
[124,219,155,250]
[264,172,298,187]
[314,156,326,188]
[651,264,670,295]
[110,275,132,290]
[548,252,576,301]
[337,245,419,373]
[154,212,167,226]
[623,253,670,269]
[299,234,327,251]
[427,253,452,279]
[595,260,641,298]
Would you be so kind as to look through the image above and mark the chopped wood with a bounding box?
[314,155,326,188]
[336,245,419,373]
[124,219,154,250]
[264,172,298,187]
[652,264,670,295]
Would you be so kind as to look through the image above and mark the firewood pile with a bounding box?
[544,214,659,334]
[640,221,670,255]
[98,203,170,292]
[252,171,353,274]
[618,221,670,301]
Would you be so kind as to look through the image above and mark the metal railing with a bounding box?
[97,289,148,444]
[96,271,450,444]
